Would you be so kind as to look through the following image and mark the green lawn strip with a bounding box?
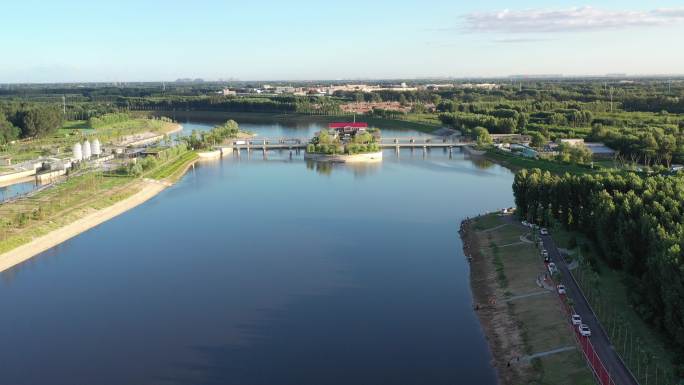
[497,243,542,296]
[488,225,526,245]
[473,214,594,383]
[513,295,575,352]
[472,212,502,230]
[485,149,600,175]
[536,350,595,385]
[147,151,198,181]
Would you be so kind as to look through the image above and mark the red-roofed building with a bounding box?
[327,122,368,140]
[328,122,368,129]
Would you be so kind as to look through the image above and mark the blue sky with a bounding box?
[2,0,684,82]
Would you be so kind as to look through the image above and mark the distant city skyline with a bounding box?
[3,0,684,83]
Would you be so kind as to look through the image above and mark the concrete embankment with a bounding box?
[0,169,37,185]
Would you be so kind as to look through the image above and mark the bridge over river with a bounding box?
[220,137,476,151]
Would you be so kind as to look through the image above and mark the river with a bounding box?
[0,119,514,385]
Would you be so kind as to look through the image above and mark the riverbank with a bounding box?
[461,213,594,385]
[0,149,200,273]
[0,179,166,273]
[461,216,531,384]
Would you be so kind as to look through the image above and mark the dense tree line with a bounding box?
[438,111,524,134]
[513,169,684,370]
[117,95,342,115]
[590,124,684,167]
[623,96,684,114]
[0,103,64,141]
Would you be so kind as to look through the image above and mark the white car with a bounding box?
[521,220,530,227]
[540,228,549,235]
[571,314,582,325]
[541,250,549,258]
[548,262,557,274]
[579,324,592,337]
[557,284,566,294]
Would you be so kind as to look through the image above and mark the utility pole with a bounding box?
[62,95,66,115]
[609,87,614,113]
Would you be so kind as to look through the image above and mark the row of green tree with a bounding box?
[590,124,684,167]
[438,111,524,134]
[513,169,684,372]
[0,103,64,143]
[117,95,342,115]
[183,120,240,150]
[308,129,380,155]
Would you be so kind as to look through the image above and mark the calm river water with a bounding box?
[0,119,514,385]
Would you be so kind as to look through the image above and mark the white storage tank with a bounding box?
[72,142,83,161]
[82,140,91,159]
[91,138,101,156]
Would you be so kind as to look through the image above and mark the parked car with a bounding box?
[571,314,582,325]
[544,256,550,263]
[548,262,557,274]
[521,220,530,227]
[579,324,592,337]
[540,228,549,235]
[557,284,566,294]
[541,250,549,258]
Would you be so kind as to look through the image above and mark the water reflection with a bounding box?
[305,159,382,178]
[467,156,496,170]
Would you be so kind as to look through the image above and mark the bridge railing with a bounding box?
[228,137,470,146]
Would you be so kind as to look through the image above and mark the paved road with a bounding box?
[540,232,639,385]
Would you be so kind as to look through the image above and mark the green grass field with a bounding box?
[147,151,198,181]
[485,149,601,175]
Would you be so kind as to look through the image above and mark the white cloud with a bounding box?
[463,6,684,34]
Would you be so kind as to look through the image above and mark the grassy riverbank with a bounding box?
[0,150,200,271]
[462,213,593,385]
[483,149,602,175]
[0,124,199,271]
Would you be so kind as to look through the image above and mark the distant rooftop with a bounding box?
[328,122,368,129]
